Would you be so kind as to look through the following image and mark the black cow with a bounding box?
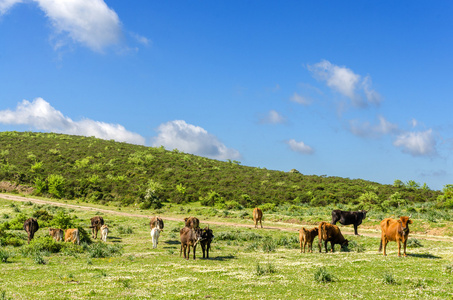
[200,227,214,259]
[331,210,367,235]
[23,218,39,244]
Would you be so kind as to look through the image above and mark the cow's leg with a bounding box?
[300,239,303,253]
[206,245,210,259]
[254,218,257,228]
[193,245,196,260]
[397,239,401,257]
[260,219,263,228]
[202,244,206,258]
[403,240,407,257]
[324,241,328,253]
[354,224,359,235]
[318,239,322,253]
[330,241,335,252]
[383,239,388,256]
[180,244,183,257]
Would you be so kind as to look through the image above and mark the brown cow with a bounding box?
[64,228,80,245]
[253,207,263,228]
[149,216,164,231]
[90,216,104,239]
[318,221,349,253]
[49,228,64,242]
[299,227,318,253]
[23,218,39,244]
[180,226,203,260]
[184,216,200,229]
[379,216,413,257]
[200,227,214,259]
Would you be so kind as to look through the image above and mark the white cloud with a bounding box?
[152,120,241,160]
[393,129,437,156]
[349,115,399,138]
[308,60,381,107]
[259,110,286,124]
[34,0,121,52]
[290,92,311,106]
[286,139,314,155]
[0,98,145,144]
[0,0,21,15]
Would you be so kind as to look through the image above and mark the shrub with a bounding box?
[0,248,10,263]
[22,236,63,255]
[49,211,74,229]
[262,237,277,252]
[256,262,276,275]
[47,174,65,198]
[346,240,365,253]
[314,267,335,283]
[406,238,423,248]
[7,213,28,230]
[382,272,397,285]
[32,251,46,265]
[117,226,133,235]
[88,242,122,258]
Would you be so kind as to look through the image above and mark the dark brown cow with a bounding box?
[64,228,80,245]
[180,226,203,260]
[299,227,318,253]
[379,216,413,257]
[253,207,263,228]
[200,227,214,259]
[23,218,39,244]
[184,216,200,229]
[49,228,64,242]
[149,216,164,231]
[318,221,349,253]
[90,216,104,239]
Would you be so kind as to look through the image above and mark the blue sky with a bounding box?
[1,1,452,191]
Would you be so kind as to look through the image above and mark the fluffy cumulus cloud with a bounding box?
[286,139,314,155]
[152,120,241,160]
[393,129,437,157]
[0,0,128,52]
[0,98,145,144]
[259,110,286,124]
[308,60,381,107]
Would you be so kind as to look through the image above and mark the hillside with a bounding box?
[0,131,441,209]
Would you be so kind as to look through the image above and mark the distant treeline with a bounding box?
[0,131,446,210]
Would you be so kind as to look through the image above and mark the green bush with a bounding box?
[47,174,65,198]
[314,267,335,283]
[88,242,122,258]
[0,248,10,263]
[49,211,74,229]
[7,213,28,230]
[22,236,63,255]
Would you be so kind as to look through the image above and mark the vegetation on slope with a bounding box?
[0,131,445,210]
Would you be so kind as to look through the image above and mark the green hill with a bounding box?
[0,131,442,210]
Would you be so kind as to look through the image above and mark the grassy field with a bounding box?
[1,196,453,299]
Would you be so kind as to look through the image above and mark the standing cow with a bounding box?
[180,226,203,260]
[299,227,318,253]
[90,216,104,239]
[100,224,109,242]
[64,228,80,245]
[379,215,412,257]
[331,210,367,235]
[151,226,161,249]
[200,227,214,259]
[318,221,349,253]
[23,218,39,244]
[253,207,263,228]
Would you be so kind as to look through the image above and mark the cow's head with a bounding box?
[360,210,368,219]
[341,239,349,250]
[202,227,214,241]
[398,215,412,233]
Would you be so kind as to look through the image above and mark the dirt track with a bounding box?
[1,193,452,242]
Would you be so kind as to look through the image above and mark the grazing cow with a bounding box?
[331,210,367,235]
[253,207,263,228]
[180,226,203,260]
[64,228,80,245]
[149,216,164,231]
[23,218,39,244]
[49,228,64,242]
[379,216,413,257]
[318,221,349,253]
[100,224,109,242]
[299,227,318,253]
[90,216,104,239]
[151,227,161,249]
[184,216,200,229]
[200,227,214,259]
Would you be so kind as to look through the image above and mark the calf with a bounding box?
[318,221,349,253]
[184,216,200,229]
[200,227,214,259]
[23,218,39,244]
[100,224,109,242]
[331,210,367,235]
[150,216,164,231]
[49,228,64,242]
[180,226,203,260]
[90,216,104,239]
[379,215,412,257]
[253,207,263,228]
[299,227,318,253]
[64,228,80,245]
[151,227,161,249]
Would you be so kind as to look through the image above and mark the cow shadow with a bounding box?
[165,240,180,245]
[211,254,236,261]
[407,253,441,259]
[107,236,122,243]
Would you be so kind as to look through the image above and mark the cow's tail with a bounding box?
[378,239,382,252]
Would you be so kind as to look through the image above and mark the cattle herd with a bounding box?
[21,207,413,259]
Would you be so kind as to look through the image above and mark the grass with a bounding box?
[0,196,453,299]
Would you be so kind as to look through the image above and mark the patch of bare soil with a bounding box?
[0,181,34,194]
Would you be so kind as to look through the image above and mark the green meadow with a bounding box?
[1,195,453,300]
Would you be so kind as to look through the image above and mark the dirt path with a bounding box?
[1,193,452,242]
